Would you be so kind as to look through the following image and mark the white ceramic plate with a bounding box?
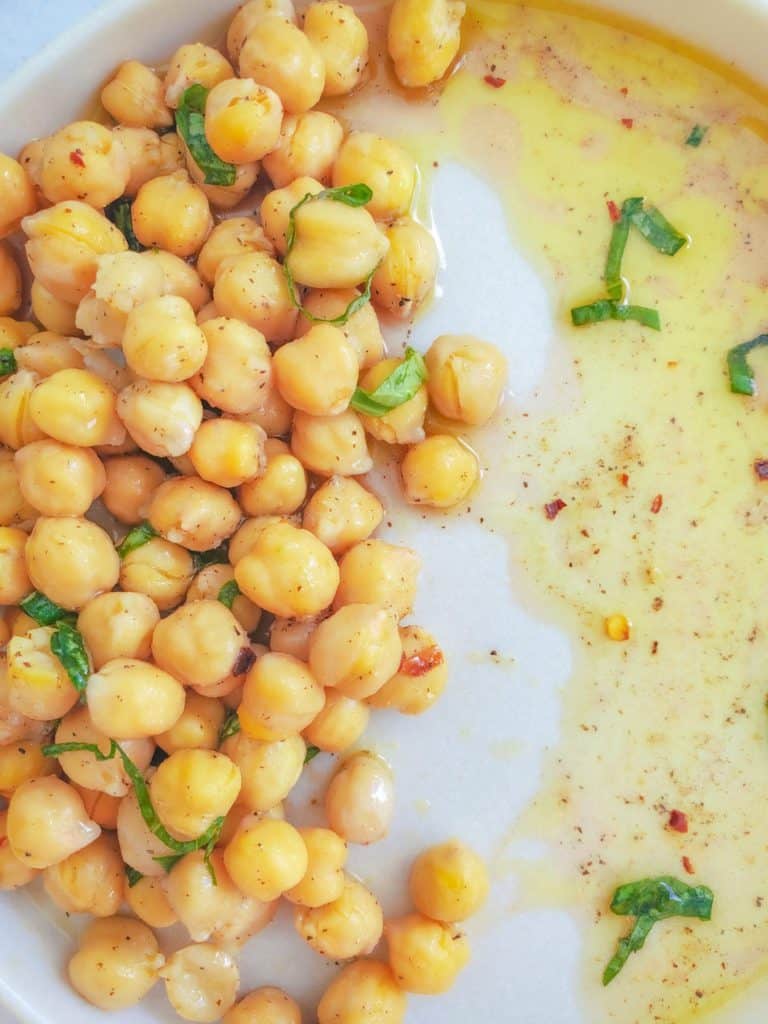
[2,2,768,1022]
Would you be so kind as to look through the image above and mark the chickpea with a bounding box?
[87,658,185,739]
[148,477,241,551]
[235,521,339,618]
[224,817,307,900]
[0,740,56,796]
[369,625,447,714]
[133,172,212,258]
[303,476,383,556]
[7,777,101,869]
[224,988,301,1024]
[190,317,272,416]
[0,153,36,237]
[425,334,508,425]
[317,960,406,1024]
[287,195,389,289]
[87,246,166,322]
[127,874,178,929]
[227,0,298,62]
[197,301,220,324]
[30,367,125,447]
[303,689,369,754]
[155,692,225,754]
[296,288,385,368]
[151,599,248,690]
[410,839,489,922]
[285,826,346,908]
[239,448,307,517]
[0,317,36,348]
[358,357,427,445]
[0,370,47,450]
[0,658,47,746]
[309,604,402,700]
[291,410,372,477]
[197,218,274,286]
[335,540,420,620]
[229,516,284,565]
[77,592,159,671]
[72,784,121,830]
[69,916,165,1011]
[214,252,298,344]
[296,874,383,959]
[326,751,394,844]
[0,809,38,890]
[55,706,154,796]
[0,527,30,605]
[190,417,266,488]
[164,43,234,109]
[150,749,241,840]
[239,18,325,114]
[101,60,173,129]
[334,133,416,222]
[187,150,261,212]
[304,2,369,96]
[119,536,195,611]
[123,295,208,382]
[261,176,324,256]
[118,380,203,458]
[385,913,470,994]
[39,121,129,208]
[114,125,185,196]
[14,439,104,518]
[186,563,262,634]
[273,324,359,417]
[25,516,119,610]
[238,651,325,741]
[6,608,37,640]
[44,831,123,917]
[263,111,344,187]
[0,448,36,526]
[29,280,78,335]
[117,786,173,876]
[388,0,466,88]
[147,248,211,311]
[202,77,283,164]
[372,217,438,317]
[402,434,479,508]
[102,454,165,524]
[14,331,86,377]
[244,382,295,437]
[269,615,319,660]
[222,731,305,812]
[161,943,239,1023]
[0,242,21,316]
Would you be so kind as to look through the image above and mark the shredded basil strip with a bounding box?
[217,580,241,610]
[726,334,768,396]
[0,348,17,377]
[50,623,90,696]
[605,197,643,301]
[175,84,237,187]
[629,205,688,256]
[193,544,230,572]
[304,745,321,764]
[218,709,241,745]
[125,866,144,888]
[603,876,713,985]
[19,591,76,628]
[283,184,376,327]
[117,521,158,559]
[104,197,145,252]
[686,124,708,148]
[350,346,428,417]
[571,300,661,331]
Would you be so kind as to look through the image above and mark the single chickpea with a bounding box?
[334,133,416,222]
[287,195,389,289]
[152,600,250,689]
[29,280,79,335]
[87,658,185,739]
[197,218,274,286]
[402,435,479,508]
[117,786,174,877]
[227,0,298,63]
[101,60,173,129]
[386,913,470,994]
[303,689,369,753]
[15,440,105,517]
[102,454,165,524]
[0,317,36,348]
[235,521,339,618]
[291,410,372,477]
[243,383,295,437]
[0,527,30,604]
[358,357,427,445]
[132,172,213,258]
[368,625,447,714]
[43,831,123,917]
[410,840,489,922]
[269,615,320,660]
[239,446,307,517]
[29,367,125,447]
[14,332,86,377]
[317,961,406,1024]
[224,816,307,900]
[0,448,38,526]
[388,0,466,88]
[0,242,21,316]
[285,826,347,908]
[39,121,129,208]
[69,916,165,1011]
[204,78,283,164]
[309,604,402,700]
[190,154,261,212]
[222,731,305,812]
[0,657,46,745]
[372,217,438,317]
[150,749,241,840]
[146,248,211,310]
[77,591,159,670]
[123,295,208,382]
[118,380,203,458]
[0,370,47,450]
[0,153,36,237]
[6,627,80,720]
[239,18,325,114]
[238,651,325,741]
[25,516,119,610]
[161,943,239,1023]
[164,43,234,108]
[325,751,394,845]
[6,609,37,640]
[0,809,39,890]
[303,476,383,556]
[228,516,287,564]
[296,874,383,959]
[304,2,369,97]
[214,252,298,344]
[7,777,101,869]
[263,111,344,187]
[113,126,185,196]
[224,988,301,1024]
[126,874,179,929]
[17,138,46,196]
[0,740,56,796]
[425,334,507,425]
[155,691,225,754]
[71,784,121,830]
[261,176,324,255]
[273,324,359,416]
[55,705,154,796]
[190,417,266,488]
[186,563,262,634]
[190,316,273,415]
[148,476,241,551]
[119,537,195,611]
[335,539,420,620]
[197,301,220,324]
[296,288,385,368]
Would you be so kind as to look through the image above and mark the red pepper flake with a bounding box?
[682,855,695,875]
[650,494,663,514]
[484,74,506,89]
[618,472,629,487]
[69,149,86,167]
[668,810,689,833]
[619,87,629,96]
[621,118,634,129]
[544,498,567,520]
[606,200,621,223]
[754,460,768,481]
[400,645,444,677]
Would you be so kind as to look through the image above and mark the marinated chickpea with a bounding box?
[291,410,373,477]
[147,249,211,310]
[7,777,101,869]
[335,540,420,620]
[326,752,395,845]
[72,785,121,831]
[0,658,46,746]
[69,916,165,1011]
[204,78,283,164]
[239,651,325,741]
[410,840,489,922]
[224,988,301,1024]
[296,288,385,368]
[304,2,369,97]
[261,176,324,255]
[239,446,307,516]
[26,517,119,610]
[39,121,129,208]
[87,658,185,739]
[405,434,479,508]
[239,18,325,114]
[123,295,208,382]
[197,217,274,285]
[30,280,79,335]
[114,125,185,195]
[164,43,234,108]
[274,324,359,416]
[78,591,160,670]
[334,133,416,222]
[425,334,508,425]
[214,252,297,344]
[6,625,81,720]
[30,367,125,447]
[224,817,307,900]
[161,943,239,1024]
[222,731,305,812]
[303,476,384,555]
[148,476,242,551]
[287,195,389,289]
[150,749,241,840]
[13,331,85,377]
[296,875,383,958]
[126,874,179,929]
[0,370,47,450]
[44,832,124,917]
[303,689,369,753]
[55,706,154,796]
[117,787,174,876]
[153,599,249,691]
[385,913,470,994]
[0,527,31,604]
[0,740,56,796]
[0,316,36,348]
[358,358,427,445]
[285,826,346,907]
[243,383,295,437]
[15,440,105,517]
[317,960,406,1024]
[133,172,213,258]
[191,317,273,415]
[0,809,38,890]
[6,608,37,640]
[269,615,319,660]
[235,521,339,617]
[0,449,37,526]
[227,0,298,63]
[388,0,466,88]
[263,111,344,187]
[368,625,447,714]
[190,417,266,488]
[119,537,195,611]
[102,454,165,524]
[155,691,224,753]
[17,138,45,195]
[118,380,203,457]
[0,242,21,316]
[101,61,173,129]
[309,604,402,700]
[0,153,37,237]
[372,217,439,317]
[186,563,262,634]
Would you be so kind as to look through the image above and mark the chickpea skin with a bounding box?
[368,625,447,714]
[238,651,325,741]
[317,960,406,1024]
[123,295,208,382]
[295,875,383,959]
[0,153,37,238]
[69,916,165,1011]
[410,840,489,922]
[334,132,417,222]
[303,476,384,555]
[239,18,325,114]
[150,749,241,840]
[296,287,385,368]
[402,434,479,508]
[291,410,372,477]
[119,537,195,612]
[273,324,359,416]
[0,242,21,316]
[101,61,173,129]
[190,417,266,488]
[303,689,370,754]
[425,333,508,425]
[263,111,344,187]
[304,2,370,97]
[385,913,470,994]
[118,380,203,458]
[325,751,395,845]
[205,78,283,163]
[29,368,125,447]
[15,440,105,517]
[39,121,130,208]
[388,0,467,88]
[334,539,420,620]
[87,658,185,739]
[148,476,242,551]
[160,943,239,1024]
[214,252,298,344]
[227,0,298,63]
[358,357,427,445]
[153,600,250,689]
[133,172,213,257]
[102,454,166,524]
[197,217,274,286]
[224,988,301,1024]
[78,591,160,670]
[163,43,234,108]
[7,777,101,869]
[43,832,124,917]
[284,826,347,907]
[372,217,439,317]
[0,527,31,605]
[26,516,119,610]
[224,817,308,900]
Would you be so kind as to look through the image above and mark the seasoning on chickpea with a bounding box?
[0,242,21,317]
[0,153,37,238]
[148,476,242,551]
[388,0,467,88]
[303,476,384,555]
[119,536,195,611]
[15,439,106,517]
[284,826,347,908]
[161,943,239,1024]
[197,217,274,285]
[238,651,325,742]
[0,809,39,890]
[239,18,326,114]
[226,0,298,64]
[204,78,283,164]
[0,527,31,605]
[123,295,208,382]
[317,960,407,1024]
[223,731,306,812]
[7,777,101,870]
[239,440,307,517]
[126,874,179,930]
[101,60,173,129]
[190,417,266,488]
[118,379,203,458]
[150,749,241,839]
[334,132,417,222]
[0,370,47,451]
[26,516,120,610]
[291,409,373,477]
[296,875,383,960]
[87,658,186,739]
[213,251,298,343]
[269,615,319,660]
[30,367,125,447]
[402,435,479,509]
[273,324,359,416]
[153,600,250,689]
[101,454,166,524]
[304,2,370,97]
[191,316,273,415]
[368,625,448,714]
[163,43,234,109]
[425,334,508,425]
[224,816,308,901]
[385,913,471,994]
[69,916,165,1011]
[303,689,370,754]
[55,706,154,796]
[410,839,489,922]
[78,591,160,670]
[39,122,130,209]
[309,604,403,700]
[296,287,385,367]
[263,111,344,187]
[186,562,262,633]
[372,217,439,317]
[335,539,421,620]
[44,832,124,918]
[325,751,395,845]
[132,171,213,257]
[14,331,86,376]
[224,988,301,1024]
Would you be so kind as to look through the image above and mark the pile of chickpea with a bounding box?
[0,0,506,1020]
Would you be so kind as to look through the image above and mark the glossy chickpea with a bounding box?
[425,334,507,425]
[161,943,239,1024]
[274,324,359,416]
[358,357,427,445]
[114,126,185,195]
[410,840,489,922]
[6,609,37,640]
[0,809,38,890]
[270,616,319,660]
[0,242,21,316]
[77,591,159,671]
[7,777,101,869]
[0,454,37,529]
[29,367,124,447]
[239,18,325,114]
[197,218,274,286]
[30,280,79,335]
[14,332,86,376]
[325,751,394,844]
[303,476,383,555]
[55,706,154,796]
[239,448,307,518]
[317,960,406,1024]
[238,651,325,741]
[368,625,447,714]
[148,476,241,551]
[296,288,385,368]
[244,383,294,436]
[372,218,438,317]
[224,988,301,1024]
[227,0,298,62]
[0,153,36,237]
[309,604,402,700]
[285,826,347,908]
[123,295,208,382]
[204,78,283,164]
[0,317,36,348]
[17,138,45,195]
[87,658,185,739]
[69,916,165,1011]
[147,249,211,310]
[235,521,339,617]
[334,133,416,222]
[15,440,105,517]
[261,176,324,255]
[0,657,45,746]
[71,785,121,831]
[101,455,165,524]
[152,600,250,689]
[190,417,266,488]
[304,689,369,753]
[304,2,369,96]
[117,787,174,877]
[38,121,128,208]
[0,527,30,605]
[263,111,343,187]
[6,627,80,720]
[386,913,470,994]
[164,43,234,108]
[155,692,225,754]
[76,249,166,348]
[402,434,479,508]
[0,370,46,450]
[118,380,203,458]
[126,874,179,929]
[0,740,56,796]
[133,172,212,258]
[101,61,173,129]
[287,195,389,289]
[25,516,119,610]
[222,731,305,812]
[291,409,372,477]
[224,817,307,900]
[190,317,273,416]
[296,875,383,958]
[119,537,195,611]
[44,832,124,917]
[150,749,241,840]
[388,0,466,88]
[335,540,420,619]
[214,252,297,344]
[186,563,262,634]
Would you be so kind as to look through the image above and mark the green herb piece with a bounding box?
[685,124,708,148]
[605,197,643,301]
[628,204,687,256]
[19,591,76,627]
[304,745,321,764]
[571,300,661,331]
[283,184,376,327]
[117,522,158,559]
[0,348,17,377]
[193,544,230,572]
[350,346,428,416]
[104,197,145,252]
[603,876,714,985]
[726,334,768,396]
[50,622,90,697]
[175,84,236,187]
[125,866,144,888]
[217,580,241,610]
[218,709,241,745]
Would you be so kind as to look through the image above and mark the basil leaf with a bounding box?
[175,84,236,187]
[350,347,428,417]
[125,866,144,888]
[0,348,17,377]
[217,580,241,610]
[603,913,655,986]
[117,521,158,559]
[628,204,688,256]
[218,709,241,745]
[19,591,76,627]
[104,197,145,252]
[571,299,661,331]
[685,124,708,148]
[50,622,90,696]
[304,745,321,764]
[726,334,768,396]
[193,544,229,572]
[605,197,643,301]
